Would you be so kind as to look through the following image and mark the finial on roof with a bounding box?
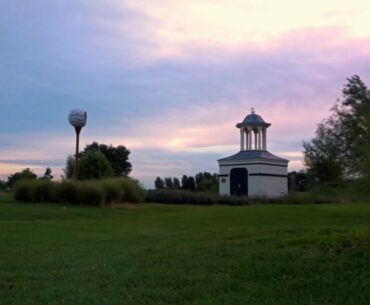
[251,107,255,114]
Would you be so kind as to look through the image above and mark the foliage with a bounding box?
[173,177,180,189]
[303,75,370,186]
[303,122,345,184]
[84,142,132,176]
[14,180,32,202]
[335,75,370,176]
[195,172,219,193]
[0,179,6,190]
[7,168,37,188]
[40,167,53,180]
[54,181,78,204]
[75,182,105,206]
[116,178,146,203]
[154,177,165,189]
[180,174,197,190]
[155,172,218,193]
[164,177,173,189]
[28,180,56,202]
[13,177,145,206]
[63,156,75,179]
[288,170,309,192]
[79,150,114,180]
[101,178,125,204]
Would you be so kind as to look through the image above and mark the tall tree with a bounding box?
[154,177,165,189]
[64,156,75,179]
[84,142,132,176]
[303,75,370,184]
[173,177,181,189]
[303,122,344,183]
[333,75,370,177]
[164,177,173,189]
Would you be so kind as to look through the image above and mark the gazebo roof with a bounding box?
[218,150,288,163]
[236,109,271,128]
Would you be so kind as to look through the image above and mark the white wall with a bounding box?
[218,160,288,197]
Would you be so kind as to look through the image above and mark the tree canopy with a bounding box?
[79,150,114,180]
[84,142,132,176]
[303,75,370,186]
[64,142,132,180]
[154,172,218,193]
[6,168,37,188]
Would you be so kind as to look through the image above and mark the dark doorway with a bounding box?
[230,168,248,196]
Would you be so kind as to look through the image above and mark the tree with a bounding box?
[64,156,75,179]
[84,142,132,176]
[333,75,370,178]
[154,177,165,189]
[173,177,180,189]
[40,167,53,180]
[0,179,6,190]
[195,172,219,193]
[7,168,37,188]
[181,175,189,189]
[187,176,196,191]
[303,122,344,183]
[288,171,309,192]
[79,150,114,180]
[164,177,173,189]
[303,75,370,185]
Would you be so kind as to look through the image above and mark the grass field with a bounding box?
[1,192,370,305]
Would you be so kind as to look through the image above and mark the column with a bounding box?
[254,130,258,150]
[240,128,244,151]
[244,128,249,150]
[262,128,267,150]
[257,127,262,150]
[247,127,252,150]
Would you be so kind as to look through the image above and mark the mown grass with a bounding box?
[1,194,370,305]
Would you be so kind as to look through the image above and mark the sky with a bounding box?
[1,0,370,188]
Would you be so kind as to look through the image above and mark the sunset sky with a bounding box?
[1,0,370,187]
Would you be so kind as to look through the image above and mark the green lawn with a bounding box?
[1,193,370,305]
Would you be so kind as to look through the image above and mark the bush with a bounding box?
[117,178,146,203]
[13,177,146,206]
[14,180,32,202]
[28,180,55,203]
[55,181,78,204]
[101,178,125,204]
[75,181,105,206]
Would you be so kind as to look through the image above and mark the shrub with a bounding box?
[117,178,146,203]
[13,177,145,206]
[14,180,32,202]
[101,178,125,204]
[54,181,78,204]
[75,181,105,206]
[28,180,55,203]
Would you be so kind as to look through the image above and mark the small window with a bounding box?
[221,178,226,183]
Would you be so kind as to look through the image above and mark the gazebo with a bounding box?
[218,109,289,197]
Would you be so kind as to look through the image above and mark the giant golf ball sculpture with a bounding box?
[68,109,87,180]
[68,109,87,130]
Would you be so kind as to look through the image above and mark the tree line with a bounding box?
[154,172,219,193]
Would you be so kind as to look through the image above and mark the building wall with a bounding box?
[218,160,288,197]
